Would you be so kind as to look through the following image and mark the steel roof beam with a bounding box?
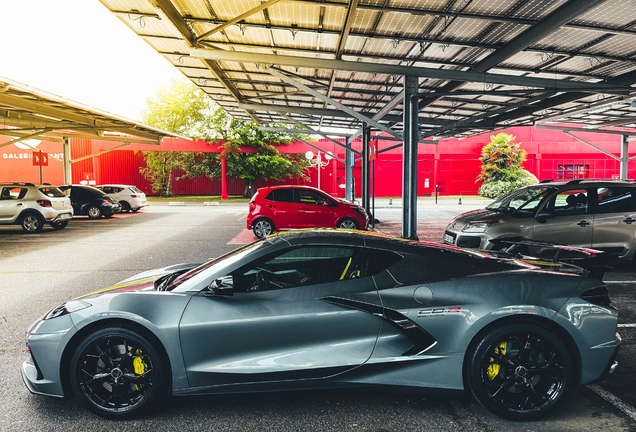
[195,0,285,42]
[349,90,405,142]
[153,0,259,122]
[280,113,363,156]
[191,48,629,94]
[417,0,609,111]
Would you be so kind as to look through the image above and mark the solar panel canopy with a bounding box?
[98,0,636,139]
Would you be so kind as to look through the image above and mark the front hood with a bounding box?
[450,209,502,227]
[78,263,200,299]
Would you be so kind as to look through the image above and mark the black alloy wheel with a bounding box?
[50,220,69,230]
[70,325,165,419]
[21,214,44,233]
[120,201,131,213]
[87,206,102,219]
[466,321,572,421]
[253,218,274,238]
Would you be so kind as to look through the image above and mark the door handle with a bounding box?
[624,217,635,224]
[300,206,308,210]
[17,203,22,207]
[266,204,274,208]
[577,220,591,227]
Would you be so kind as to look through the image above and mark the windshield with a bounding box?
[168,239,272,291]
[487,186,553,216]
[38,187,65,197]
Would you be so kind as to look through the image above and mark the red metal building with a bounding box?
[1,125,632,196]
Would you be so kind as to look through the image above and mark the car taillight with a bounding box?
[131,194,140,198]
[37,200,51,207]
[249,201,256,211]
[580,286,611,307]
[103,199,110,205]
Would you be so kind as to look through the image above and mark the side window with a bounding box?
[595,187,635,214]
[298,190,327,205]
[231,246,363,293]
[545,189,588,216]
[115,187,125,193]
[266,189,295,203]
[0,187,26,200]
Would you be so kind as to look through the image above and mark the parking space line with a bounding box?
[605,281,636,283]
[618,323,636,328]
[589,385,636,421]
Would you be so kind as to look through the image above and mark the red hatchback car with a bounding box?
[247,185,369,238]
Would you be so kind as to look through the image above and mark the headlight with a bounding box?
[461,220,503,233]
[351,206,366,214]
[43,300,92,320]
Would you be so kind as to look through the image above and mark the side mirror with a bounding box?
[206,275,234,296]
[537,211,554,223]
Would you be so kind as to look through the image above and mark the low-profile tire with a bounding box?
[21,213,44,233]
[465,320,573,421]
[132,208,140,212]
[336,218,359,230]
[69,325,166,419]
[253,218,274,238]
[87,206,102,219]
[50,220,69,230]
[120,202,131,213]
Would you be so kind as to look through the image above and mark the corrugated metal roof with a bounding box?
[0,76,186,144]
[98,0,636,137]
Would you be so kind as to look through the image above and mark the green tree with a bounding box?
[138,76,215,196]
[184,109,312,197]
[477,133,538,198]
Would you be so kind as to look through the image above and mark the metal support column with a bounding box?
[361,124,370,210]
[345,144,353,201]
[402,75,419,239]
[621,135,629,179]
[63,137,72,185]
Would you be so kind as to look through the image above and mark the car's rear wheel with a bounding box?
[50,220,69,230]
[120,201,131,213]
[21,214,44,233]
[466,321,572,421]
[70,325,166,419]
[336,218,359,230]
[87,206,102,219]
[253,218,274,238]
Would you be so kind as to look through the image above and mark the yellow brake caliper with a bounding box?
[486,341,507,381]
[132,348,147,390]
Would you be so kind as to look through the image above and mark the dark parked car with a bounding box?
[247,185,369,238]
[22,230,619,420]
[58,185,121,219]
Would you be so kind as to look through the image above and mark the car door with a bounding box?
[297,189,336,228]
[179,245,382,389]
[263,189,300,229]
[591,186,636,256]
[532,188,593,247]
[0,187,27,223]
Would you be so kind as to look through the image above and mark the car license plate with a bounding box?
[58,213,71,220]
[443,233,455,244]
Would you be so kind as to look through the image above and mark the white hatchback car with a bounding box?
[96,184,147,212]
[0,183,73,233]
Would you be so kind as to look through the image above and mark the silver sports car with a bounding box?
[22,230,621,420]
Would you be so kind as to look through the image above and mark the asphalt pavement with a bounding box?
[0,201,634,432]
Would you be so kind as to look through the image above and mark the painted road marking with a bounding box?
[606,281,636,283]
[589,385,636,421]
[618,323,636,328]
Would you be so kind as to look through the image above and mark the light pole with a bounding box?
[305,150,332,191]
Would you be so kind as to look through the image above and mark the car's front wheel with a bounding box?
[466,320,572,421]
[253,218,274,238]
[21,214,44,233]
[87,206,102,219]
[70,325,166,419]
[336,218,359,230]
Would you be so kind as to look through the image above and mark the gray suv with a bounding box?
[0,183,73,233]
[444,179,636,261]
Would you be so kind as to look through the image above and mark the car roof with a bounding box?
[0,183,53,187]
[258,185,324,193]
[97,184,135,188]
[536,179,636,187]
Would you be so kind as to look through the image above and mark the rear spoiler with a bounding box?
[489,238,617,279]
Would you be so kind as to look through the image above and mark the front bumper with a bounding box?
[102,203,122,216]
[443,229,491,248]
[21,358,64,398]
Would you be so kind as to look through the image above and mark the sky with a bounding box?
[0,0,176,121]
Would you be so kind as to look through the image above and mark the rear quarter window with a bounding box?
[38,187,65,197]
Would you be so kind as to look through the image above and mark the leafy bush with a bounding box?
[479,169,538,198]
[477,133,538,198]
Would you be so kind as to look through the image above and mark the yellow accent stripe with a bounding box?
[77,277,158,298]
[340,258,352,280]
